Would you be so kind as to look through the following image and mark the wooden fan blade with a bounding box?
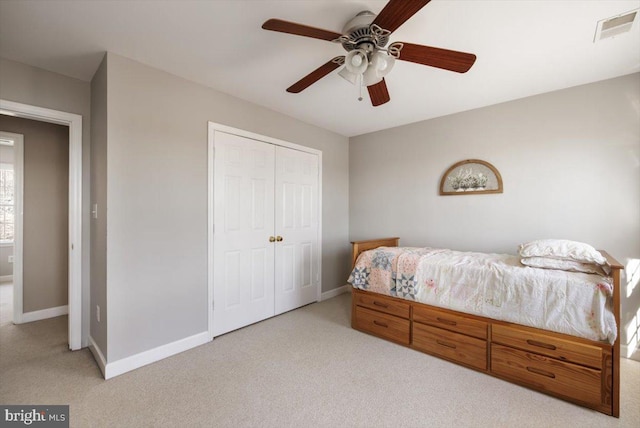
[396,42,476,73]
[367,79,390,107]
[286,57,345,93]
[372,0,431,34]
[262,19,342,42]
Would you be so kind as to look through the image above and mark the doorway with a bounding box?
[0,99,83,350]
[0,132,21,326]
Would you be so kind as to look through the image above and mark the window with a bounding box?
[0,163,14,243]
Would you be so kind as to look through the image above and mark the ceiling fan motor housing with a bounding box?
[341,11,389,52]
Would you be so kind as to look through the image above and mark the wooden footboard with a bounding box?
[350,238,623,417]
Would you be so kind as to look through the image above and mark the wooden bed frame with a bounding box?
[350,238,623,417]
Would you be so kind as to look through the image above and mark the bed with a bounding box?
[348,238,623,417]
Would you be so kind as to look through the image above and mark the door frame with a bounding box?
[0,131,23,323]
[207,122,322,340]
[0,99,83,350]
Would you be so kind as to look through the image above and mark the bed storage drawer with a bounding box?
[413,305,487,340]
[354,291,410,319]
[492,324,602,369]
[354,306,410,345]
[412,322,487,371]
[491,344,601,406]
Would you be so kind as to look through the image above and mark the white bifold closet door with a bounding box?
[213,132,276,337]
[213,131,319,337]
[274,146,319,315]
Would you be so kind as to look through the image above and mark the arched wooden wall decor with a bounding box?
[439,159,503,196]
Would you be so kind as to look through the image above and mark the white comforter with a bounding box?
[348,247,617,344]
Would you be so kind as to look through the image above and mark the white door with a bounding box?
[213,131,275,336]
[274,146,319,315]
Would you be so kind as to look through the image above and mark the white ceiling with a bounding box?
[1,1,639,137]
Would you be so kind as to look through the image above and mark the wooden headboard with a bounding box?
[351,237,400,268]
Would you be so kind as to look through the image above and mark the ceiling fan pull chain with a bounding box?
[358,74,363,102]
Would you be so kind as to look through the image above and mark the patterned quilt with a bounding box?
[348,247,617,344]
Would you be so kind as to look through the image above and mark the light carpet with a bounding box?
[0,293,638,427]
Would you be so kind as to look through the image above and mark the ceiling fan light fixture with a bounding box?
[362,65,383,86]
[345,49,368,74]
[367,51,394,76]
[363,51,395,86]
[338,67,359,85]
[376,51,395,74]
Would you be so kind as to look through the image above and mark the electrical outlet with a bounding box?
[96,305,100,323]
[8,255,13,263]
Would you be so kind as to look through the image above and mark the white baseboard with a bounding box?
[321,284,349,301]
[621,344,640,360]
[89,335,107,377]
[20,305,68,323]
[0,275,13,283]
[104,332,210,380]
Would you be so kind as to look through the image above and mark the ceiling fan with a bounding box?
[262,0,476,107]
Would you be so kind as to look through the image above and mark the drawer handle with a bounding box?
[373,301,389,308]
[526,339,557,351]
[436,340,457,349]
[526,366,556,379]
[436,317,457,326]
[373,320,388,328]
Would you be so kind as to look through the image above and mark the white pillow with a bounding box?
[520,257,609,276]
[518,239,607,266]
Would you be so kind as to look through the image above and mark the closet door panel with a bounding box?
[274,146,319,315]
[213,131,275,337]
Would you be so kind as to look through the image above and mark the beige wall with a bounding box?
[103,52,349,362]
[0,246,12,279]
[349,73,640,351]
[0,115,69,312]
[90,55,108,354]
[0,57,91,342]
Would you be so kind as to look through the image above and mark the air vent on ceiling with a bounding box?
[594,9,638,42]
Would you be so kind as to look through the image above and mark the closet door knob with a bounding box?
[276,236,283,242]
[269,236,276,242]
